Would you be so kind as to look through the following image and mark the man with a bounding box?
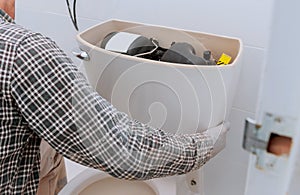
[0,0,228,194]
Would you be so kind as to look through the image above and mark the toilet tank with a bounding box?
[76,20,243,134]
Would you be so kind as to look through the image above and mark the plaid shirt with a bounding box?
[0,9,213,194]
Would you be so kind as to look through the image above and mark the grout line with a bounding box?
[231,107,255,115]
[243,45,266,50]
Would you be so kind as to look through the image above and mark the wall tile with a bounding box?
[289,164,300,195]
[203,161,248,195]
[17,0,274,48]
[224,108,252,164]
[16,8,99,65]
[112,0,274,48]
[233,46,266,113]
[200,108,252,194]
[16,0,67,14]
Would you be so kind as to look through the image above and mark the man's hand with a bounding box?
[205,122,230,158]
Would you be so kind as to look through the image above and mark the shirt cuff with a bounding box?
[191,132,214,171]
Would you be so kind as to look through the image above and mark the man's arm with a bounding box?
[10,32,213,180]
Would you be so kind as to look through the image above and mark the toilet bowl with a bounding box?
[58,168,176,195]
[71,19,243,195]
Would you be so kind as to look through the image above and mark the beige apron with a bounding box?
[37,140,67,195]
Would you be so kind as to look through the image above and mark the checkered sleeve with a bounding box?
[10,32,213,180]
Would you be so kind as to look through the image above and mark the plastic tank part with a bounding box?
[75,19,243,133]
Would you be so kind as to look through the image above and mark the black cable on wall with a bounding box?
[66,0,79,31]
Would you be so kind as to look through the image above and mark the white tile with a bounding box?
[112,0,274,48]
[200,108,252,194]
[289,165,300,195]
[76,0,120,21]
[223,108,253,164]
[17,0,118,22]
[16,8,78,45]
[16,0,67,14]
[16,8,99,65]
[203,161,248,195]
[17,0,274,48]
[233,46,266,113]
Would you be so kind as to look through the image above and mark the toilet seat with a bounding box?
[58,168,176,195]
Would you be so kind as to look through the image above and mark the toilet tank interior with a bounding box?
[78,20,241,64]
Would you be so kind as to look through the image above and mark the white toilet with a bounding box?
[63,20,243,194]
[59,168,176,195]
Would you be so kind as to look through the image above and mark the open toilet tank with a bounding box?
[60,20,243,195]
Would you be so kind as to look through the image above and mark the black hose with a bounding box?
[66,0,79,31]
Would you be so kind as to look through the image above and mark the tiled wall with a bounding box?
[16,1,274,194]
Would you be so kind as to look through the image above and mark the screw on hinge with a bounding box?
[191,179,197,186]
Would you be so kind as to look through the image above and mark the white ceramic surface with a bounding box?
[58,168,176,195]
